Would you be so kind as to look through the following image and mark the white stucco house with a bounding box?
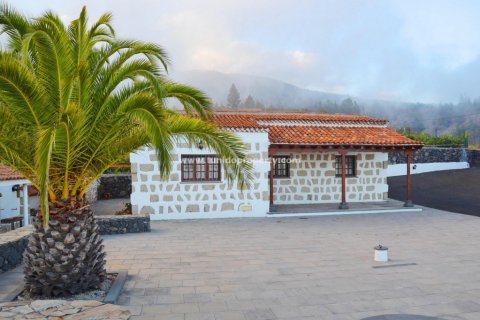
[0,164,36,227]
[130,111,423,220]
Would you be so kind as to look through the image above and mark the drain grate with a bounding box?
[372,262,417,269]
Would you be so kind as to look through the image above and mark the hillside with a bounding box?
[171,70,480,145]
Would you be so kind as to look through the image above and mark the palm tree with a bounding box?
[0,5,252,297]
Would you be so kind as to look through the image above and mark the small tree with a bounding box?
[242,95,255,108]
[227,83,241,108]
[255,100,266,110]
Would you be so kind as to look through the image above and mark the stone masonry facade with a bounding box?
[130,131,391,219]
[274,152,388,204]
[130,132,271,219]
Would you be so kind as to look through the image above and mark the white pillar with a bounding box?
[22,184,29,226]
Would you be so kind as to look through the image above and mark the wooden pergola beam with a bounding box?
[268,144,421,210]
[269,144,422,155]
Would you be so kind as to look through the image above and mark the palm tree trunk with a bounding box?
[23,200,106,297]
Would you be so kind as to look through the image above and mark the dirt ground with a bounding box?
[388,167,480,217]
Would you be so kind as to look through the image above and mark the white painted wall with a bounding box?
[0,180,39,222]
[131,131,271,220]
[0,184,21,220]
[387,162,470,177]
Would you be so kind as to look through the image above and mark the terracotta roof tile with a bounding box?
[211,112,386,129]
[268,126,422,146]
[0,164,24,181]
[209,111,422,147]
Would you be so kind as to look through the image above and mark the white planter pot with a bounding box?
[374,245,388,262]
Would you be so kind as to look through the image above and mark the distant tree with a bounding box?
[241,95,255,108]
[340,98,361,114]
[407,104,426,132]
[255,100,266,110]
[434,103,454,129]
[227,84,241,108]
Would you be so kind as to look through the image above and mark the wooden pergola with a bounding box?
[268,144,423,210]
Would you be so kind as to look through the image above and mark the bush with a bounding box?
[399,129,468,147]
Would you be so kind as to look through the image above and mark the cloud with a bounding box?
[9,0,480,103]
[287,51,315,68]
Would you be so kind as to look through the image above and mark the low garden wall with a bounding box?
[98,174,132,199]
[96,214,150,235]
[0,226,31,273]
[389,147,480,166]
[0,215,149,273]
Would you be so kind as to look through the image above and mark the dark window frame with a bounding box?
[335,155,357,177]
[273,156,290,178]
[181,155,221,182]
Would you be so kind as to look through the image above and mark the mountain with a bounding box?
[171,70,348,108]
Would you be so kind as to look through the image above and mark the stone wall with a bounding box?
[274,152,389,204]
[98,174,132,199]
[130,132,271,219]
[0,226,31,273]
[389,147,480,165]
[96,215,150,235]
[468,149,480,166]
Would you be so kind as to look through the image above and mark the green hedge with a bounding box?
[399,130,468,147]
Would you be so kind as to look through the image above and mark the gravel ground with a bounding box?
[388,167,480,216]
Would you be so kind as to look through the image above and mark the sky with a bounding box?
[10,0,480,103]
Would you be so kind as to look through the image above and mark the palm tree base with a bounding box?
[23,200,106,297]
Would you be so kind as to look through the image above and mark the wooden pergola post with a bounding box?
[404,150,414,207]
[338,149,349,209]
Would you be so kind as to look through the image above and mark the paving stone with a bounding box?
[198,302,228,313]
[243,308,277,320]
[141,304,172,315]
[185,312,215,320]
[214,310,247,320]
[0,300,130,319]
[156,294,185,304]
[170,302,200,313]
[184,293,213,303]
[128,295,157,305]
[2,207,480,320]
[270,306,303,318]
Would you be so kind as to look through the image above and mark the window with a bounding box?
[181,155,221,182]
[335,155,356,177]
[273,156,290,178]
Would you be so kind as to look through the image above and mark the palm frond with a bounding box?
[0,5,253,228]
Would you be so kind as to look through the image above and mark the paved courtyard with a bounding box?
[2,206,480,319]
